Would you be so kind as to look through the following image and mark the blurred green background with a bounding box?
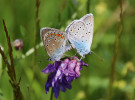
[0,0,135,100]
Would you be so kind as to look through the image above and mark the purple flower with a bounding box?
[12,39,23,50]
[42,57,88,98]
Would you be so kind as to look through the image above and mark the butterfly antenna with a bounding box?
[90,51,104,61]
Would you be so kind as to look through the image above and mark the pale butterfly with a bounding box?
[40,27,71,61]
[65,13,94,58]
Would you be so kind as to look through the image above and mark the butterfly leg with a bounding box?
[80,56,85,61]
[65,45,72,52]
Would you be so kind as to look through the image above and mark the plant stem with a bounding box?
[0,47,12,79]
[50,89,53,100]
[86,0,91,13]
[34,0,40,63]
[107,0,123,99]
[0,20,24,100]
[3,20,16,81]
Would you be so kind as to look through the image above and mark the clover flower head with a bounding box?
[42,57,88,98]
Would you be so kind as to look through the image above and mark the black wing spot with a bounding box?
[89,32,91,33]
[86,33,87,34]
[82,41,83,42]
[87,24,88,25]
[80,49,83,52]
[78,28,79,30]
[83,29,84,30]
[89,23,90,24]
[46,45,48,47]
[80,27,81,28]
[55,39,57,40]
[75,34,76,35]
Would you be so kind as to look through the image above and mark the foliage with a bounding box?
[0,0,135,100]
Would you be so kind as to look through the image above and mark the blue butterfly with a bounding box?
[65,13,94,58]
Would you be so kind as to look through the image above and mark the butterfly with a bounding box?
[65,13,94,58]
[40,27,71,61]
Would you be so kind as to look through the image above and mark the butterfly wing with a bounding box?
[65,21,90,57]
[65,13,94,57]
[80,13,94,46]
[40,27,67,61]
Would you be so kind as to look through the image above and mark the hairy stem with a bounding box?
[3,20,16,80]
[0,20,24,100]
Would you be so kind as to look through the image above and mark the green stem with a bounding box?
[86,0,91,13]
[50,89,53,100]
[107,0,123,99]
[34,0,40,63]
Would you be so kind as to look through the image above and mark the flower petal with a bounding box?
[68,60,77,72]
[42,61,61,74]
[45,73,55,93]
[80,61,88,67]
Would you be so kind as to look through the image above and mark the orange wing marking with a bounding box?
[49,33,65,39]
